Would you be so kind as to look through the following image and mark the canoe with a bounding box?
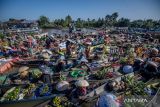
[79,73,158,107]
[83,72,135,98]
[0,84,64,107]
[14,60,50,66]
[0,95,55,107]
[146,87,160,107]
[0,61,14,75]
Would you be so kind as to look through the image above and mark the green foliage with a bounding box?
[116,18,130,27]
[36,13,160,29]
[38,16,50,28]
[105,12,119,27]
[76,18,83,28]
[0,33,5,39]
[96,67,110,79]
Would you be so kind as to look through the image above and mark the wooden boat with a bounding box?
[80,74,160,107]
[0,84,64,107]
[0,95,55,107]
[0,61,15,75]
[14,59,53,67]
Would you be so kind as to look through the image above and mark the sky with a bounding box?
[0,0,160,21]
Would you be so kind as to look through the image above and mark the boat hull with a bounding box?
[0,95,54,107]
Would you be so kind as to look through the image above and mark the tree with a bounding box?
[0,33,4,39]
[76,18,83,28]
[111,12,118,20]
[105,12,119,27]
[64,15,72,27]
[94,18,104,27]
[111,12,119,26]
[91,19,96,27]
[130,20,144,28]
[143,19,154,30]
[38,16,50,28]
[87,18,90,27]
[105,15,112,27]
[116,18,130,27]
[154,20,160,29]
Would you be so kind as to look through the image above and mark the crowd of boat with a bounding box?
[0,28,160,107]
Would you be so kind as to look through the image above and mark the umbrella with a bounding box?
[123,65,133,74]
[18,66,29,73]
[56,81,69,91]
[80,56,88,63]
[75,80,89,87]
[151,48,159,54]
[147,61,158,68]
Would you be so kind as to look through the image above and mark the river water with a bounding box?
[42,28,97,36]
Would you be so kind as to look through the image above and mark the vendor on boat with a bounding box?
[54,59,66,72]
[95,80,121,107]
[85,46,90,59]
[66,40,72,58]
[9,66,30,84]
[104,35,110,44]
[140,48,160,79]
[70,80,89,102]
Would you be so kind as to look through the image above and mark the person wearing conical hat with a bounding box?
[12,66,30,81]
[70,79,89,101]
[54,58,66,72]
[104,34,110,44]
[41,52,50,61]
[150,48,159,56]
[96,80,121,107]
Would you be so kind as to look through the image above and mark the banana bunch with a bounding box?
[1,87,20,101]
[96,67,109,79]
[131,81,147,95]
[122,76,134,87]
[60,74,66,81]
[40,85,49,95]
[120,57,127,64]
[23,84,36,98]
[52,97,62,107]
[31,69,42,79]
[123,76,147,95]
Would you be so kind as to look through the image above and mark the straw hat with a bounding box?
[3,46,12,50]
[154,57,160,62]
[135,58,144,62]
[42,53,50,59]
[18,66,29,73]
[151,48,159,55]
[105,35,109,37]
[75,80,89,87]
[85,42,92,45]
[56,81,69,91]
[20,70,29,78]
[147,61,158,68]
[42,49,52,55]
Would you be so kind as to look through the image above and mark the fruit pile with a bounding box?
[1,87,20,101]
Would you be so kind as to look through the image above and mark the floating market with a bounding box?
[0,24,160,107]
[0,1,160,107]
